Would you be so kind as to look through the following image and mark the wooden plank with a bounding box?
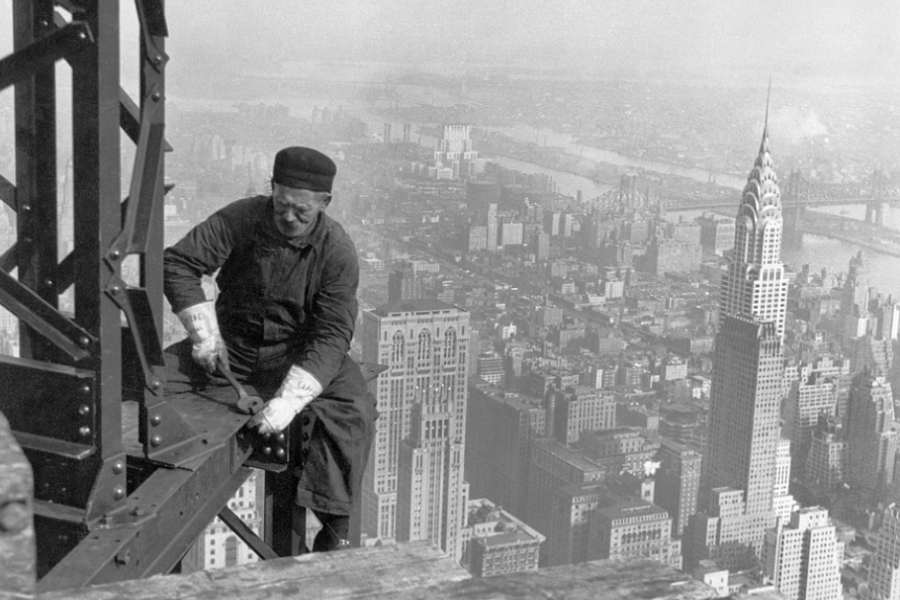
[40,542,469,600]
[40,543,717,600]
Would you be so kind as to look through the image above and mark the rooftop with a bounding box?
[370,298,460,316]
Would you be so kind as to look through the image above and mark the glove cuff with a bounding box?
[275,365,323,411]
[177,301,220,343]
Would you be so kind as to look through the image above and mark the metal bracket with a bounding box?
[0,270,95,360]
[0,21,93,92]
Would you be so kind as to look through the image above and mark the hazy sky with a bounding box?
[156,0,900,80]
[1,1,898,82]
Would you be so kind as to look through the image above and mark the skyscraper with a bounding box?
[763,507,844,600]
[867,503,900,600]
[655,439,702,537]
[846,372,899,496]
[687,98,790,571]
[361,300,470,561]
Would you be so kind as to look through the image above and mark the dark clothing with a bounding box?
[163,195,375,515]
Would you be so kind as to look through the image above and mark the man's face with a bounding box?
[271,183,330,238]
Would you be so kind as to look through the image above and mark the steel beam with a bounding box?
[68,0,128,522]
[14,0,61,361]
[0,20,92,92]
[218,506,279,561]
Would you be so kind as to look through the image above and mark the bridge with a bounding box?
[663,170,900,228]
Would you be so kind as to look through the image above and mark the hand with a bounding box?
[249,395,311,434]
[177,301,228,373]
[248,365,323,434]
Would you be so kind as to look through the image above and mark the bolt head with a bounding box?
[150,379,161,390]
[151,91,162,102]
[0,502,30,533]
[275,448,285,459]
[150,435,162,447]
[262,446,272,455]
[78,404,91,416]
[276,433,285,442]
[78,426,91,437]
[80,383,91,395]
[78,31,87,40]
[78,336,90,348]
[150,415,161,426]
[43,278,54,288]
[113,487,126,500]
[112,462,124,474]
[110,284,121,294]
[110,249,121,260]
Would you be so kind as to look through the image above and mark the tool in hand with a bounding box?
[216,356,264,414]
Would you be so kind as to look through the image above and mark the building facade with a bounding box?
[655,439,702,537]
[462,498,545,578]
[361,300,470,561]
[763,507,843,600]
[867,503,900,600]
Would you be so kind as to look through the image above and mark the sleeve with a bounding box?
[163,208,239,314]
[293,235,359,388]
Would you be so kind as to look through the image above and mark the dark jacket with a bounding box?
[163,195,358,389]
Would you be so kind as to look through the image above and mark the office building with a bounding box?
[846,372,899,495]
[763,507,843,600]
[590,500,682,570]
[867,503,900,600]
[361,300,470,561]
[689,113,788,571]
[462,498,545,578]
[655,439,702,536]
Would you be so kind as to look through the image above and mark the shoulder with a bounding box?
[216,195,269,226]
[321,214,357,259]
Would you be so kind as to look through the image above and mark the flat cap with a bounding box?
[272,146,336,192]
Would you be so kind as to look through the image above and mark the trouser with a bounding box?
[265,468,351,555]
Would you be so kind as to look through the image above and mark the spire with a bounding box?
[759,77,772,154]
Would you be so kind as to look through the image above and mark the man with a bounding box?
[163,146,375,553]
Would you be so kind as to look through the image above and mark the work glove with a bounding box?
[176,301,228,374]
[249,365,323,434]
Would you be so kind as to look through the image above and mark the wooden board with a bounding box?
[40,542,717,600]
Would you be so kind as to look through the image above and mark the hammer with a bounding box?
[216,356,264,415]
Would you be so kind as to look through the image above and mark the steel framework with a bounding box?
[0,1,349,591]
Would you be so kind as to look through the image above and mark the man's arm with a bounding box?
[294,234,359,389]
[163,210,238,313]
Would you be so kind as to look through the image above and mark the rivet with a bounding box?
[110,284,121,294]
[78,336,90,348]
[150,435,162,447]
[115,550,131,565]
[263,433,272,441]
[275,448,285,459]
[262,446,272,456]
[78,404,91,416]
[150,379,161,390]
[78,31,87,40]
[112,462,124,474]
[110,249,121,260]
[151,91,161,102]
[276,433,285,442]
[150,415,161,426]
[80,383,91,395]
[78,426,91,437]
[113,487,126,500]
[153,54,163,64]
[22,236,32,244]
[38,18,49,28]
[21,204,31,212]
[43,278,54,288]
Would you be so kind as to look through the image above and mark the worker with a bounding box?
[163,146,375,553]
